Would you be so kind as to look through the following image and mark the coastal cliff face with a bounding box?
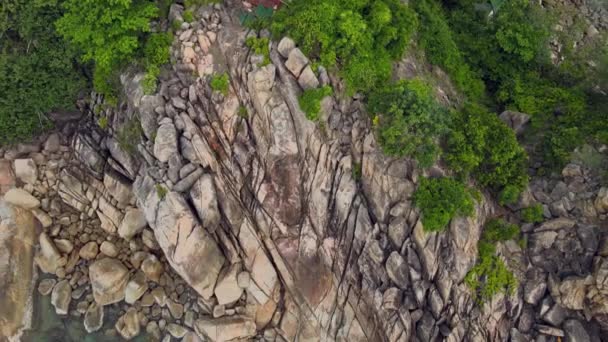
[1,1,607,341]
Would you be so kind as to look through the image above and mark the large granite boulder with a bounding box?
[89,258,129,305]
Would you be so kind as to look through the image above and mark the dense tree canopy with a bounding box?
[0,0,85,144]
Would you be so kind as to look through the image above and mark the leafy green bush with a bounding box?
[465,218,519,301]
[0,0,86,144]
[210,73,230,95]
[299,86,332,121]
[183,10,194,23]
[144,32,173,67]
[368,80,450,167]
[56,0,158,97]
[413,0,485,100]
[271,0,417,93]
[141,32,172,94]
[446,103,528,202]
[521,204,544,223]
[246,36,270,66]
[98,116,109,130]
[414,177,475,232]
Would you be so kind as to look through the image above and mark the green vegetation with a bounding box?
[298,86,333,122]
[246,36,270,66]
[440,0,606,170]
[413,177,475,232]
[465,219,519,302]
[271,0,417,93]
[142,32,173,95]
[172,19,183,32]
[0,0,86,144]
[521,204,544,223]
[116,118,143,155]
[156,184,168,199]
[238,106,248,119]
[368,80,449,167]
[446,103,528,203]
[97,116,109,130]
[183,10,194,23]
[56,0,158,100]
[210,73,230,95]
[412,0,485,100]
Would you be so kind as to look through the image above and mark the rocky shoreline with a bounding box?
[0,1,607,341]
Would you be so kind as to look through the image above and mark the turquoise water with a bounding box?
[22,283,150,342]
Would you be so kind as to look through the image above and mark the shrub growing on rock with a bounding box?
[246,36,271,66]
[446,103,528,203]
[299,86,332,122]
[210,73,230,95]
[465,218,519,301]
[368,80,450,168]
[414,177,475,232]
[520,204,544,223]
[271,0,417,93]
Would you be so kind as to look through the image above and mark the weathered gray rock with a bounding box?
[194,316,256,342]
[151,192,225,299]
[173,167,204,193]
[115,307,140,340]
[190,174,220,230]
[386,251,409,289]
[277,37,295,58]
[100,241,119,257]
[563,319,590,342]
[167,323,189,338]
[31,209,52,228]
[51,280,71,315]
[154,121,178,163]
[139,94,164,140]
[499,110,531,134]
[79,241,99,260]
[542,303,566,326]
[595,187,608,214]
[35,232,65,274]
[125,271,148,304]
[103,171,133,206]
[89,258,129,305]
[298,65,319,90]
[4,188,40,209]
[84,302,104,333]
[38,278,56,296]
[141,254,163,282]
[285,48,309,77]
[73,134,106,176]
[523,269,547,305]
[44,133,61,152]
[14,159,37,184]
[214,263,243,305]
[118,208,147,240]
